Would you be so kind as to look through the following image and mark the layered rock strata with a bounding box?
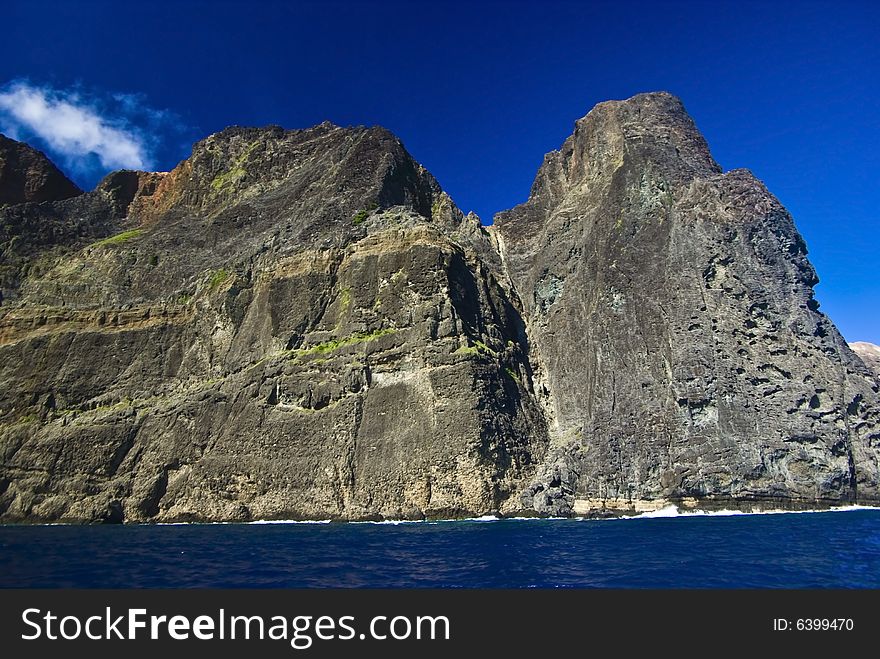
[1,93,878,522]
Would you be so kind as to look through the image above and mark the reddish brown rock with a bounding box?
[0,134,81,205]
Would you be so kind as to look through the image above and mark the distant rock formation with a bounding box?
[851,342,880,378]
[1,94,878,523]
[0,134,81,205]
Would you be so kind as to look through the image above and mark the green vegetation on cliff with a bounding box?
[292,328,397,359]
[92,229,143,247]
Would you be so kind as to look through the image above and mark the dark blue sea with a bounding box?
[2,508,879,588]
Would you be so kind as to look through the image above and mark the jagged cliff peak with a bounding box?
[0,119,471,309]
[504,92,721,223]
[0,133,82,205]
[171,120,442,220]
[572,91,721,175]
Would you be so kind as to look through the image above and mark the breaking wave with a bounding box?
[626,504,878,520]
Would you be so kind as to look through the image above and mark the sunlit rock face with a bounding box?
[0,124,547,522]
[851,342,880,378]
[494,92,880,515]
[1,93,878,523]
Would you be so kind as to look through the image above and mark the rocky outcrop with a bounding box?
[494,92,880,515]
[0,134,81,205]
[0,126,547,522]
[1,93,878,523]
[851,342,880,378]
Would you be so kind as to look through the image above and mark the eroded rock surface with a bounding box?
[1,93,878,523]
[494,92,880,515]
[0,125,547,522]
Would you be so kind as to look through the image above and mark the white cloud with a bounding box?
[0,81,157,172]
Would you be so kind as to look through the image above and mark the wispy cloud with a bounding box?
[0,80,179,177]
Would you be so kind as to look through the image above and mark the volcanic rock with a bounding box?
[0,134,81,205]
[1,94,878,523]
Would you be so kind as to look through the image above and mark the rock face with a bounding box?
[851,342,880,378]
[1,93,878,523]
[494,92,880,515]
[0,126,547,522]
[0,134,82,205]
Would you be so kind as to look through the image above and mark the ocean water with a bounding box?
[1,507,879,588]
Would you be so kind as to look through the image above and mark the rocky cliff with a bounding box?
[494,92,880,515]
[0,123,547,522]
[1,92,878,523]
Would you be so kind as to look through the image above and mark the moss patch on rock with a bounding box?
[92,229,144,247]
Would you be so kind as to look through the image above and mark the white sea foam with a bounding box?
[351,519,428,525]
[624,504,878,520]
[353,514,502,525]
[247,519,332,525]
[40,504,877,527]
[154,519,334,526]
[470,514,501,522]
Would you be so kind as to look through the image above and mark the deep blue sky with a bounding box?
[1,0,877,342]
